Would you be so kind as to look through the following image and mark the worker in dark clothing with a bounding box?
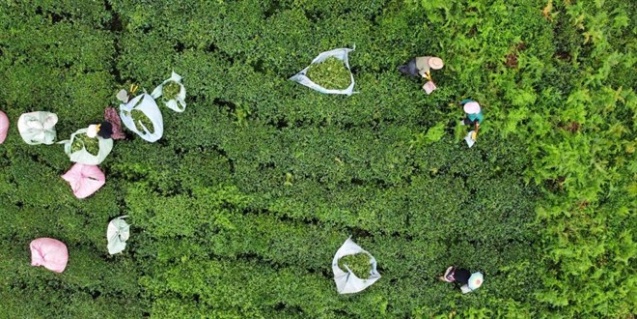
[87,121,114,139]
[440,266,484,294]
[398,56,444,94]
[398,56,444,78]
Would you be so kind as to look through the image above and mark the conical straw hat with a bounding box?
[428,57,444,70]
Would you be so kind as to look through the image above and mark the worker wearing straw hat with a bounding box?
[397,56,444,89]
[415,56,444,79]
[439,266,484,294]
[398,56,444,78]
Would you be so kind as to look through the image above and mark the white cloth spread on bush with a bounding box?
[151,71,187,113]
[59,128,113,165]
[119,93,164,142]
[289,47,357,96]
[17,111,58,145]
[107,216,130,255]
[332,237,381,294]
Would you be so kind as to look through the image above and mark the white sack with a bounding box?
[289,47,357,96]
[119,93,164,142]
[332,237,381,294]
[59,128,113,165]
[107,216,130,255]
[17,111,58,145]
[465,130,476,148]
[151,71,187,113]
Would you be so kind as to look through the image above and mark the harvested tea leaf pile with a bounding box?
[162,81,180,101]
[71,133,99,155]
[338,253,372,278]
[130,109,154,133]
[306,57,351,89]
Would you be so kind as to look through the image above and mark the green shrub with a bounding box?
[0,0,635,318]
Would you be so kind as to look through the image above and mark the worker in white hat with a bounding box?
[459,99,484,145]
[439,266,484,293]
[398,56,444,83]
[461,99,484,126]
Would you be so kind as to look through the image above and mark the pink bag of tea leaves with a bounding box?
[422,81,437,95]
[30,238,69,273]
[0,111,9,144]
[61,163,106,199]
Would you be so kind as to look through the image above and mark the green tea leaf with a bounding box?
[306,57,351,89]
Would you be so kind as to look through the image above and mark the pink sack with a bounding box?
[0,111,9,144]
[104,107,126,140]
[30,238,69,273]
[61,163,106,199]
[422,81,437,95]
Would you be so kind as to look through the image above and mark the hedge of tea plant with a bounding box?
[0,0,635,318]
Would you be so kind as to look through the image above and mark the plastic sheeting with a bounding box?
[289,47,357,96]
[17,111,58,145]
[30,238,68,273]
[61,163,106,199]
[0,111,8,144]
[119,93,164,142]
[151,71,187,113]
[107,216,130,255]
[59,128,113,165]
[332,237,381,294]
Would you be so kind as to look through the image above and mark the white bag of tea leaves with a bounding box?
[119,93,164,142]
[107,216,130,255]
[332,237,381,294]
[289,47,357,96]
[17,111,58,145]
[151,71,187,113]
[59,128,113,165]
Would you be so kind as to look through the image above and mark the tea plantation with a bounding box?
[0,0,635,318]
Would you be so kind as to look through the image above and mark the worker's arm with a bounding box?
[472,123,480,140]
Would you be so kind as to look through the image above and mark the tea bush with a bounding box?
[0,0,635,318]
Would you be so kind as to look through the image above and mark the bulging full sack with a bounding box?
[0,110,9,144]
[119,93,164,142]
[30,238,69,273]
[61,163,106,199]
[17,111,58,145]
[107,216,130,255]
[289,47,357,96]
[332,237,381,294]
